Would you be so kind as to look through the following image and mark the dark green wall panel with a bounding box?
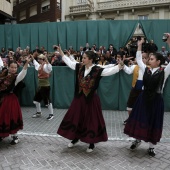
[20,66,170,111]
[0,25,5,49]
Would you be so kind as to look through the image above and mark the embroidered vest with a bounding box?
[75,64,104,100]
[143,67,164,103]
[0,74,17,93]
[38,63,50,79]
[38,63,50,86]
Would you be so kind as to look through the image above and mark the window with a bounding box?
[20,10,26,21]
[138,15,148,20]
[30,5,37,17]
[41,0,50,13]
[77,0,87,4]
[41,5,50,12]
[56,2,61,9]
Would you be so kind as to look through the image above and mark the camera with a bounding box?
[162,34,169,42]
[63,50,67,54]
[53,45,58,50]
[53,46,58,50]
[137,36,141,41]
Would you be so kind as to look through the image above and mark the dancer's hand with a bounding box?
[118,61,124,70]
[164,33,170,47]
[137,38,144,46]
[55,44,64,57]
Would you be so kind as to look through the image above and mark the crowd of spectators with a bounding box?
[0,36,170,71]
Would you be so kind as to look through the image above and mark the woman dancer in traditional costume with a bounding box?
[0,56,30,144]
[124,37,170,157]
[57,45,123,152]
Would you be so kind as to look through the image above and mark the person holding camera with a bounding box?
[159,46,168,58]
[124,36,170,157]
[148,40,158,53]
[31,53,54,120]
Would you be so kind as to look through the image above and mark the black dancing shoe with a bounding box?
[123,120,127,125]
[68,138,79,148]
[130,140,141,150]
[32,112,42,118]
[86,143,95,153]
[10,136,19,145]
[46,114,54,120]
[0,137,4,142]
[148,148,156,157]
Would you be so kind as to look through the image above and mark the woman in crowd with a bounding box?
[124,36,170,157]
[56,45,123,153]
[97,54,110,66]
[0,56,30,144]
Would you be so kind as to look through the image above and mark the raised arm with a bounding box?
[97,64,115,68]
[0,56,4,68]
[63,51,79,64]
[15,56,30,86]
[123,65,136,74]
[57,45,76,70]
[31,53,40,71]
[43,55,52,73]
[101,64,122,76]
[164,33,170,81]
[136,39,146,74]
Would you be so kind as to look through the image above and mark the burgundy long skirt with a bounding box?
[0,93,23,137]
[57,93,108,143]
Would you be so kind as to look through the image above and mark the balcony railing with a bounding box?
[70,4,92,14]
[97,0,170,11]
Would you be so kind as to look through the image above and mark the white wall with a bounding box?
[0,0,13,16]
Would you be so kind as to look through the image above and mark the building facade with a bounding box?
[62,0,170,36]
[13,0,61,23]
[62,0,170,21]
[0,0,14,24]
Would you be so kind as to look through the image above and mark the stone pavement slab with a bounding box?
[20,107,170,142]
[0,135,170,170]
[0,107,170,170]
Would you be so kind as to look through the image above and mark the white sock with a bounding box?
[48,103,53,115]
[33,101,41,112]
[149,142,155,148]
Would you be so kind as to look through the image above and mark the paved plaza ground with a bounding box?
[0,107,170,170]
